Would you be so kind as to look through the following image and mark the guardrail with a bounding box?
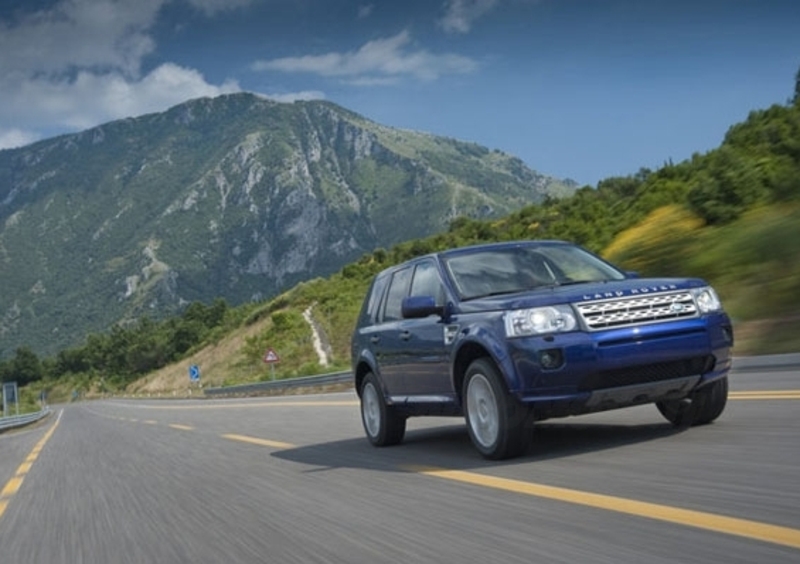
[731,353,800,373]
[0,407,52,432]
[204,371,352,396]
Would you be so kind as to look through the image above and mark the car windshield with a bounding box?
[443,244,626,300]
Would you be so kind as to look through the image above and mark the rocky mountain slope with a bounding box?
[0,93,575,357]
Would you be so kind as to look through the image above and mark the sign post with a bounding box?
[263,348,280,380]
[2,381,19,417]
[187,365,202,396]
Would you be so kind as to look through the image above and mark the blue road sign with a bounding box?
[189,365,200,382]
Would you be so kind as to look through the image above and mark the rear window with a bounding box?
[360,272,390,325]
[381,267,413,322]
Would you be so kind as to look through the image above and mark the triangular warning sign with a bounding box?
[263,348,280,363]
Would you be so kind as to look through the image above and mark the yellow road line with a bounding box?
[0,477,23,498]
[169,424,194,431]
[221,433,295,449]
[407,466,800,551]
[143,420,158,425]
[728,394,800,401]
[17,461,33,475]
[114,400,358,410]
[732,390,800,395]
[730,390,800,400]
[0,411,61,520]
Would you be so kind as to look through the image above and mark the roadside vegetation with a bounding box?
[3,71,800,401]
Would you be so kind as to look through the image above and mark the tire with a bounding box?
[463,358,531,460]
[360,373,406,447]
[656,376,728,427]
[693,376,728,425]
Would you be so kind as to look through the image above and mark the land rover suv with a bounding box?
[350,240,733,459]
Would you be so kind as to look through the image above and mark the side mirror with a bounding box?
[402,296,444,319]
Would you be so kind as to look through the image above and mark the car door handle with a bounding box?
[370,336,380,344]
[400,330,412,341]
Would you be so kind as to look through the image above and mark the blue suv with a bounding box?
[351,240,733,459]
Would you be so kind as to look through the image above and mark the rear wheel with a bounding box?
[360,373,406,446]
[656,376,728,426]
[463,359,531,460]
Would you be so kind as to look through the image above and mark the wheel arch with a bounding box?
[453,341,510,404]
[354,360,373,399]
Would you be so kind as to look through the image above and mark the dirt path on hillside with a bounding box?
[303,305,333,367]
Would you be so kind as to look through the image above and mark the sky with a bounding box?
[1,0,799,186]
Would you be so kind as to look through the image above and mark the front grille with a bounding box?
[578,356,715,391]
[576,291,698,331]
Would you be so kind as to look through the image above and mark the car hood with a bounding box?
[456,278,708,313]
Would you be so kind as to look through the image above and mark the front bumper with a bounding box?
[505,314,733,418]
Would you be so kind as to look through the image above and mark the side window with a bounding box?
[381,267,413,322]
[410,260,445,306]
[362,273,390,325]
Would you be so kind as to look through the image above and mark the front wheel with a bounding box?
[360,373,406,447]
[463,359,531,460]
[656,376,728,426]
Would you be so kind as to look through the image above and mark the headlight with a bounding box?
[691,286,722,313]
[504,305,577,337]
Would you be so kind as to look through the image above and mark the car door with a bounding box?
[396,260,453,399]
[369,265,413,398]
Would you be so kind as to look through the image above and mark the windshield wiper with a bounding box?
[557,280,595,286]
[539,279,600,289]
[465,289,526,300]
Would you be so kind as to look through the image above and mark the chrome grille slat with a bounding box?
[576,291,698,330]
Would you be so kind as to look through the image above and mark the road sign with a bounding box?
[263,348,280,364]
[3,381,19,417]
[189,364,200,382]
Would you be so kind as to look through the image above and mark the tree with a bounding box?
[687,147,768,224]
[55,348,91,376]
[11,347,43,386]
[170,320,205,355]
[0,359,12,383]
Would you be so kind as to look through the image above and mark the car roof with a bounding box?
[436,239,571,259]
[376,240,574,275]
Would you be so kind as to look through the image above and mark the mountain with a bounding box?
[0,92,575,358]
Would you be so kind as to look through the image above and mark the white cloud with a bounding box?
[3,63,240,130]
[252,30,478,82]
[439,0,500,34]
[0,0,164,79]
[0,129,41,151]
[0,0,256,148]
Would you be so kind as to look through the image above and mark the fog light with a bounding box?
[722,325,734,345]
[539,348,564,370]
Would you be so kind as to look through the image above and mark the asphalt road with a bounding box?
[1,369,798,564]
